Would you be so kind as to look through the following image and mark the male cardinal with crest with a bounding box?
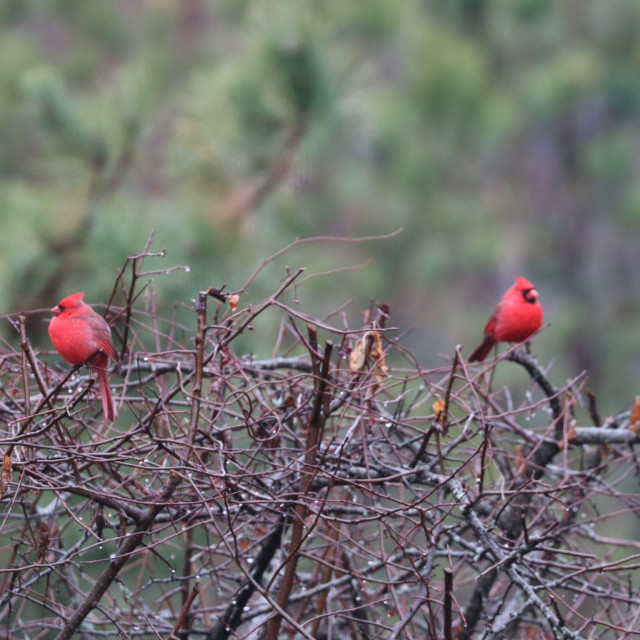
[48,292,118,421]
[468,276,543,362]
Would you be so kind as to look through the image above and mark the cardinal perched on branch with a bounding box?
[468,276,544,362]
[48,292,118,421]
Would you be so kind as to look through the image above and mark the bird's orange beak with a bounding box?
[51,305,61,315]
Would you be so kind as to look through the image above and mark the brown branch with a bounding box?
[172,578,200,640]
[444,568,453,640]
[206,518,286,640]
[264,334,333,640]
[55,472,182,640]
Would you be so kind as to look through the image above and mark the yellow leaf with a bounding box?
[432,397,446,426]
[0,455,11,498]
[370,331,384,359]
[369,331,388,383]
[349,337,366,372]
[630,396,640,434]
[350,331,388,386]
[227,293,240,312]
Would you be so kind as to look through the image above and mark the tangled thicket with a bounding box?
[1,243,640,640]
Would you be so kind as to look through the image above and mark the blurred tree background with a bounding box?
[2,0,640,413]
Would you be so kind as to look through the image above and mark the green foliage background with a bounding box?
[2,0,640,412]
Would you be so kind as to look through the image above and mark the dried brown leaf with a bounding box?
[227,293,240,312]
[0,455,11,499]
[630,396,640,434]
[349,337,366,372]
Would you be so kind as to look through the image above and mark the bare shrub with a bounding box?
[1,239,639,640]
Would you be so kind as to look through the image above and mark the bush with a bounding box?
[1,239,638,640]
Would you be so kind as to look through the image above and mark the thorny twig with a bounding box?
[0,243,637,640]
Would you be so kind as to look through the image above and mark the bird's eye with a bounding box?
[58,305,66,312]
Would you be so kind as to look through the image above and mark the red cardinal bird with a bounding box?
[48,292,118,421]
[468,276,543,362]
